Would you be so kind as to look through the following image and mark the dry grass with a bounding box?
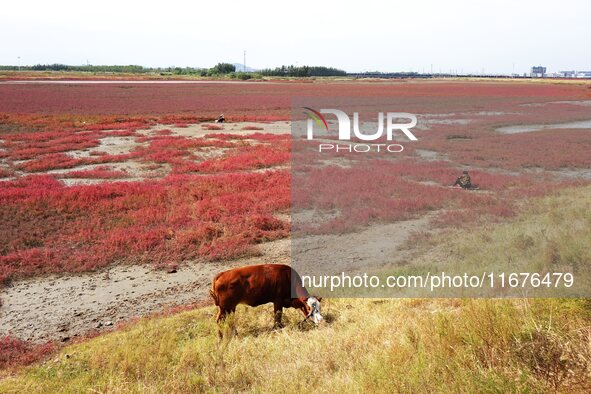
[390,185,591,297]
[0,298,589,393]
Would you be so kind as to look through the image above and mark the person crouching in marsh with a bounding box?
[454,170,473,189]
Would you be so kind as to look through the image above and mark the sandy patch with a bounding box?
[292,215,434,278]
[415,149,449,161]
[497,119,591,134]
[521,100,591,107]
[67,135,147,159]
[524,167,591,180]
[141,121,291,139]
[469,111,518,116]
[317,157,354,168]
[417,118,473,131]
[195,146,232,160]
[58,177,145,186]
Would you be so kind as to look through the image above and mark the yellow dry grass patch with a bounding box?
[1,298,589,393]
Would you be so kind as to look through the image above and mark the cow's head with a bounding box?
[304,296,323,324]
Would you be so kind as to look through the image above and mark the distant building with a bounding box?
[530,66,546,78]
[559,70,591,78]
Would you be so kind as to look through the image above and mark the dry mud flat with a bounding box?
[0,215,428,343]
[145,121,291,138]
[0,240,289,343]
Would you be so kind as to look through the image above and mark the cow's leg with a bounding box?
[216,306,237,338]
[273,302,284,329]
[216,307,228,339]
[230,307,238,336]
[216,307,227,324]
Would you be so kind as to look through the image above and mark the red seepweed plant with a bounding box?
[0,170,290,284]
[0,336,55,370]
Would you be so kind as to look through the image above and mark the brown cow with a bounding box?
[210,264,323,334]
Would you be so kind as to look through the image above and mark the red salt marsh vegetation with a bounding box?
[0,170,290,284]
[54,166,130,179]
[431,129,591,170]
[292,158,583,234]
[0,80,590,284]
[0,80,589,116]
[0,335,54,370]
[0,116,292,282]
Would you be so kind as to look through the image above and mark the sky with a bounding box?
[1,0,589,74]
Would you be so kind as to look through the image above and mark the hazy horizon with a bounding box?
[2,0,589,74]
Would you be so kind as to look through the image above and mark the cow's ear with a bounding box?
[316,296,323,302]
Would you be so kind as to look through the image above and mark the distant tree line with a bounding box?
[0,64,204,74]
[259,65,347,77]
[0,63,257,78]
[0,63,347,78]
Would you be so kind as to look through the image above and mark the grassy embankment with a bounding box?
[1,186,590,393]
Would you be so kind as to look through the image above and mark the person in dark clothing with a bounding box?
[215,114,225,123]
[453,170,472,189]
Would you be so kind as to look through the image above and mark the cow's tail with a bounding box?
[209,289,219,306]
[210,273,221,306]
